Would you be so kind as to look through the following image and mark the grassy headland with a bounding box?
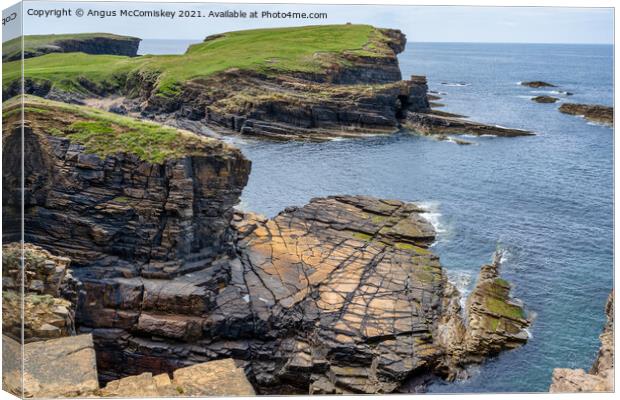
[3,25,399,98]
[2,33,140,61]
[2,95,224,163]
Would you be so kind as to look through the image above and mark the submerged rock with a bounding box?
[550,292,614,393]
[521,81,556,88]
[559,103,613,125]
[403,111,533,137]
[532,95,559,103]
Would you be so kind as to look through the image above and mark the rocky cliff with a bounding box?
[4,25,531,141]
[550,292,614,393]
[2,96,250,271]
[2,97,531,395]
[3,33,141,62]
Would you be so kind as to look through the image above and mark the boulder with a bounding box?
[99,359,255,397]
[2,334,99,398]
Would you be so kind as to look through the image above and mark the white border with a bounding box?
[0,1,616,400]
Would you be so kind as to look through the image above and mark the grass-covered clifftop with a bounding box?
[2,33,141,62]
[3,25,403,98]
[2,95,224,163]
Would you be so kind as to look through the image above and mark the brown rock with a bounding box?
[559,103,613,125]
[404,111,533,137]
[2,334,99,398]
[99,359,255,397]
[521,81,556,88]
[531,95,559,103]
[435,252,530,379]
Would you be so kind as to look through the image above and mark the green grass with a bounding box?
[4,25,395,97]
[494,278,510,288]
[3,33,139,61]
[3,95,224,164]
[485,297,526,320]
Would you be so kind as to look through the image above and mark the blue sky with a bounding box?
[8,1,615,44]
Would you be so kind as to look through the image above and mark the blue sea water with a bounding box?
[138,39,200,55]
[237,42,613,393]
[142,40,614,393]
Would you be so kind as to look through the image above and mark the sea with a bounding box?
[139,39,614,393]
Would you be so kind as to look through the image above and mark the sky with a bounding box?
[2,1,614,44]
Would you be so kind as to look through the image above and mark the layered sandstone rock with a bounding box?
[138,72,430,141]
[8,27,530,141]
[403,111,533,137]
[435,252,530,379]
[2,96,531,395]
[99,359,255,397]
[72,194,529,394]
[2,98,251,271]
[550,292,614,393]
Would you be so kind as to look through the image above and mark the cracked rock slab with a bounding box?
[2,334,99,398]
[231,195,445,393]
[99,358,255,397]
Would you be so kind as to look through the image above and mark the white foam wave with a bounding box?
[417,201,446,234]
[441,82,470,87]
[447,270,473,311]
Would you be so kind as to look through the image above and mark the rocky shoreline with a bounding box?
[4,26,613,397]
[2,96,531,396]
[3,26,532,142]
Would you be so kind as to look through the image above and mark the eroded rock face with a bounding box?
[73,195,529,394]
[2,114,250,272]
[139,72,430,140]
[2,243,77,342]
[435,252,530,379]
[550,292,614,393]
